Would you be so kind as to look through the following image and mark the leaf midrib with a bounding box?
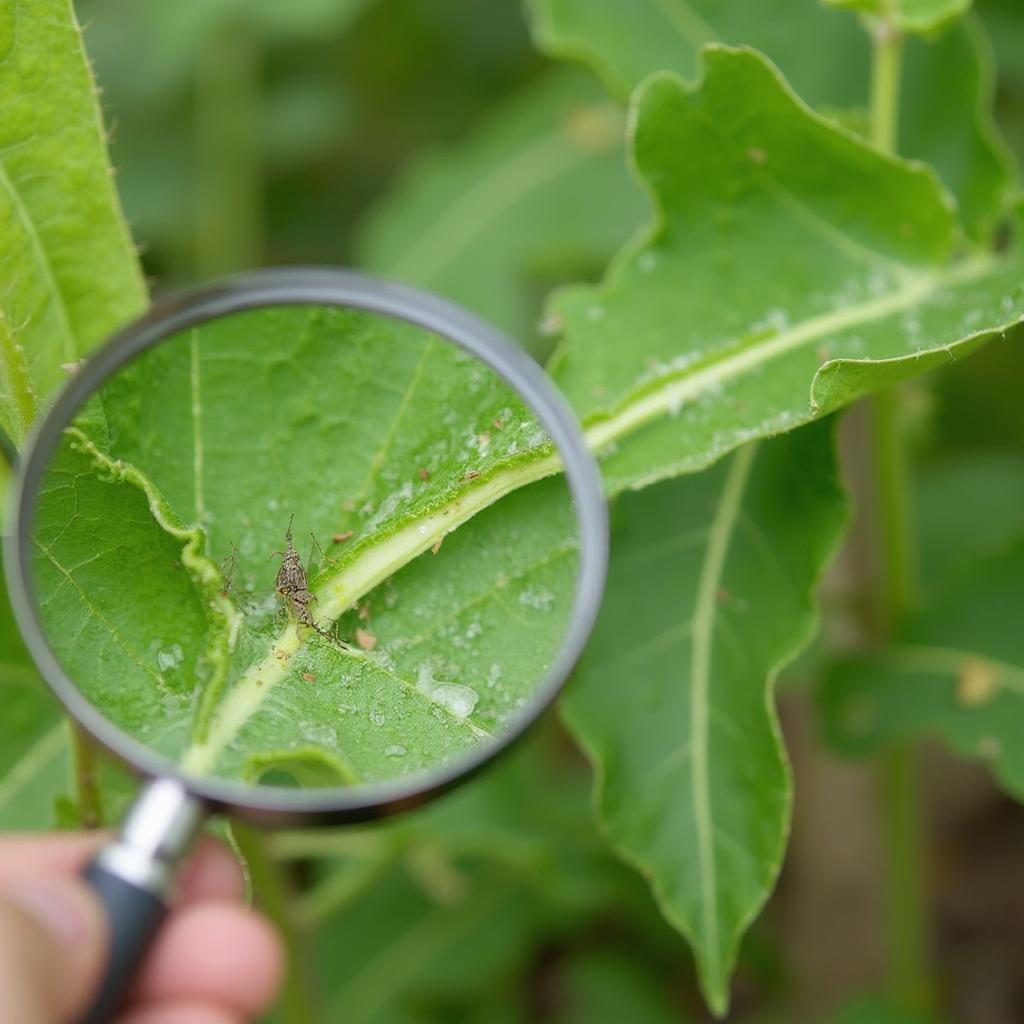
[689,443,755,972]
[582,251,996,452]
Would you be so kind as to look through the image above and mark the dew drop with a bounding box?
[431,683,479,719]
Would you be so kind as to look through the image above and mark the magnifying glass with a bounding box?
[4,268,607,1023]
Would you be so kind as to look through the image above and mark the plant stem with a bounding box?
[232,823,318,1024]
[194,22,263,277]
[70,725,105,828]
[867,10,929,1009]
[868,15,904,153]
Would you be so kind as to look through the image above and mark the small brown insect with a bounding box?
[272,515,346,649]
[418,467,429,481]
[332,530,353,544]
[302,671,316,683]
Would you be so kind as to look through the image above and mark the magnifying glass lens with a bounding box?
[27,302,580,793]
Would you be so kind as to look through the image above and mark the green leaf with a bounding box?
[554,949,687,1024]
[32,306,580,786]
[820,532,1024,799]
[561,422,847,1014]
[527,0,1015,239]
[0,553,72,829]
[823,0,971,35]
[0,0,146,445]
[546,47,1024,493]
[313,858,545,1024]
[358,68,645,346]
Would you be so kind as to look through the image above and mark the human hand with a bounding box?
[0,832,282,1024]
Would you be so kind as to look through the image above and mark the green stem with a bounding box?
[867,11,929,1010]
[870,389,915,625]
[868,15,904,153]
[194,22,263,277]
[70,725,105,828]
[232,823,318,1024]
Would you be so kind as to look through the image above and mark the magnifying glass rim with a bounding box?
[5,267,608,823]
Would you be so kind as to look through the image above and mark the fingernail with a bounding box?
[4,879,89,945]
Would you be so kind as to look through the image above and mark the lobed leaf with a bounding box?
[561,422,848,1013]
[548,47,1024,493]
[528,0,1016,240]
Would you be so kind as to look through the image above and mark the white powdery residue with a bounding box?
[486,663,503,689]
[300,722,338,747]
[369,708,386,726]
[366,481,413,532]
[157,644,184,671]
[416,662,438,695]
[518,587,554,611]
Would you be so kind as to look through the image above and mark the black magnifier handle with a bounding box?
[78,779,205,1024]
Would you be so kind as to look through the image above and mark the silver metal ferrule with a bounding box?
[92,778,205,900]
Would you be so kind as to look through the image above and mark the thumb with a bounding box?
[0,876,109,1023]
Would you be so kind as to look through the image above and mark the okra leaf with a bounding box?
[547,47,1024,493]
[527,0,1015,240]
[358,68,645,348]
[561,422,848,1014]
[0,0,146,445]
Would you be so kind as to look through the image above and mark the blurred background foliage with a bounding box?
[16,0,1022,1019]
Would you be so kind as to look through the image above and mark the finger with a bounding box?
[130,902,282,1017]
[0,876,109,1022]
[115,1001,243,1024]
[0,832,109,884]
[175,837,245,905]
[0,833,244,905]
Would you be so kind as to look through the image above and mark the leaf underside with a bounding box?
[32,306,579,788]
[562,421,847,1013]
